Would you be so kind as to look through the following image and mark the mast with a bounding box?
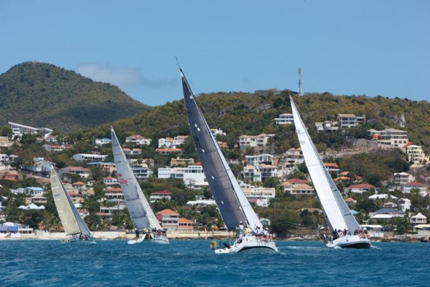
[180,69,262,231]
[111,128,162,231]
[51,167,91,236]
[290,96,360,233]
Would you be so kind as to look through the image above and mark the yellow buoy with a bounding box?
[209,240,217,250]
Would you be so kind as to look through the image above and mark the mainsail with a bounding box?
[180,69,262,231]
[111,128,162,231]
[290,96,361,233]
[51,167,91,236]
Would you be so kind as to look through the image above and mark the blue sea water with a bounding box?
[0,240,428,286]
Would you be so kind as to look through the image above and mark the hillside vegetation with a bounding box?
[79,91,430,154]
[0,62,147,132]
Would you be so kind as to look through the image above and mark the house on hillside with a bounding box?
[238,134,274,149]
[86,162,116,174]
[274,113,293,126]
[156,209,179,232]
[392,172,415,186]
[150,191,172,203]
[72,154,107,162]
[315,121,339,132]
[348,183,376,194]
[95,138,112,146]
[337,114,365,129]
[59,167,91,179]
[178,218,194,233]
[126,135,152,146]
[400,181,427,196]
[406,145,426,164]
[410,213,427,225]
[155,148,183,155]
[368,128,408,148]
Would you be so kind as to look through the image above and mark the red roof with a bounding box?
[127,135,144,139]
[403,141,414,148]
[72,181,85,186]
[67,191,80,196]
[151,190,172,195]
[103,176,116,180]
[324,163,339,168]
[156,148,183,152]
[178,218,193,223]
[104,187,123,193]
[285,178,309,184]
[156,209,179,216]
[348,184,375,189]
[248,198,259,203]
[403,181,425,186]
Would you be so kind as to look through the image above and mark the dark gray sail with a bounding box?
[181,69,262,231]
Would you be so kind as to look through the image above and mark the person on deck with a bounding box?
[238,221,244,241]
[135,229,140,239]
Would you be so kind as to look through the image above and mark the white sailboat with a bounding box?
[111,128,169,245]
[50,167,95,244]
[290,96,371,248]
[180,69,277,254]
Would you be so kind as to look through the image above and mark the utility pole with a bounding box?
[298,67,302,95]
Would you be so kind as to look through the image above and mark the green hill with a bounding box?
[0,62,148,132]
[81,91,429,154]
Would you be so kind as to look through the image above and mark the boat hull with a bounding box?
[128,234,170,245]
[326,235,371,249]
[214,236,277,254]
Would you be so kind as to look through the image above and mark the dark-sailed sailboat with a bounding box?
[180,68,277,253]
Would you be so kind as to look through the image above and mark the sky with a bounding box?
[1,0,429,106]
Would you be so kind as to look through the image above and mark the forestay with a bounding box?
[290,96,360,233]
[181,69,262,231]
[51,167,91,236]
[111,128,162,231]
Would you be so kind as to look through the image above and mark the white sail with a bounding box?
[51,167,91,236]
[181,69,262,231]
[111,128,162,231]
[290,96,360,233]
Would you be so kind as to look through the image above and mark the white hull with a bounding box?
[326,235,371,249]
[128,234,169,245]
[62,237,96,244]
[214,236,277,254]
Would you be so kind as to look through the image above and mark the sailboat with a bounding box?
[50,166,95,244]
[290,96,371,248]
[111,128,169,245]
[180,69,277,254]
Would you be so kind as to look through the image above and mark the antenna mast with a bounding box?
[298,67,302,95]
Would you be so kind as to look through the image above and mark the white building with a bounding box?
[210,128,226,137]
[125,135,152,146]
[132,166,153,181]
[406,145,426,164]
[348,183,376,194]
[238,134,275,149]
[315,121,339,132]
[400,181,427,196]
[368,128,409,148]
[11,187,44,196]
[274,113,293,126]
[241,164,279,182]
[94,138,112,146]
[410,213,427,224]
[284,147,305,169]
[9,121,53,139]
[158,135,188,148]
[72,154,108,162]
[392,172,415,186]
[398,198,411,211]
[150,191,172,203]
[59,167,91,179]
[245,154,274,166]
[242,187,275,200]
[158,165,206,187]
[42,144,71,152]
[337,114,365,129]
[103,176,118,185]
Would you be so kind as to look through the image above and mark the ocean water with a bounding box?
[0,240,428,286]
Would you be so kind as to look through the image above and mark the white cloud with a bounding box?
[76,63,175,89]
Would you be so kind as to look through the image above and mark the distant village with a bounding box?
[1,112,430,240]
